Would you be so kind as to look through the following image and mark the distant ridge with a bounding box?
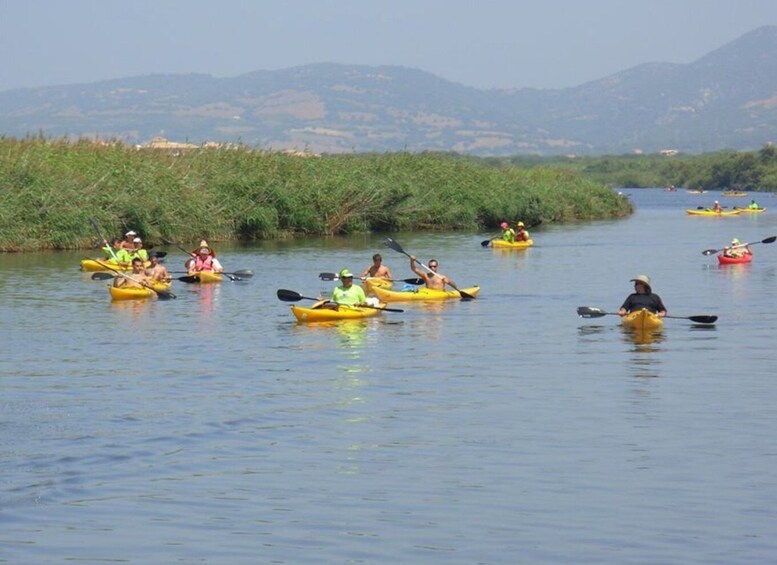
[2,26,777,156]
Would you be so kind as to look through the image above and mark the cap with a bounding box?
[714,200,719,204]
[339,268,354,278]
[500,222,509,229]
[125,230,137,236]
[731,238,741,245]
[517,221,525,227]
[133,237,142,243]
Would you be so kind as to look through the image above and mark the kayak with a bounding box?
[109,281,173,301]
[733,207,766,213]
[291,303,384,323]
[187,271,224,283]
[621,308,664,332]
[363,277,392,295]
[717,253,753,265]
[371,284,480,302]
[491,239,534,249]
[685,209,741,216]
[686,190,707,194]
[81,258,150,272]
[722,191,748,197]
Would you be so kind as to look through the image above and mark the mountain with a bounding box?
[2,26,777,156]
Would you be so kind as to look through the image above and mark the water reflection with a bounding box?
[621,328,664,378]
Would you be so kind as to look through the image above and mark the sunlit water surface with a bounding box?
[1,189,776,563]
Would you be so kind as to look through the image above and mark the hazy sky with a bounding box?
[3,0,777,92]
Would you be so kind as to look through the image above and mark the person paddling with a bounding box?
[499,222,515,243]
[618,275,667,318]
[317,268,371,310]
[409,256,456,291]
[113,257,151,289]
[514,221,530,242]
[723,238,751,258]
[186,240,223,274]
[360,253,393,281]
[146,252,172,283]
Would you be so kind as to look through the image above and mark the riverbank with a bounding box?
[0,137,631,251]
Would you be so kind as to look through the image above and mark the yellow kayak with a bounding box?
[733,207,766,213]
[621,308,664,332]
[291,303,384,323]
[371,285,480,302]
[363,277,392,295]
[685,209,741,216]
[722,191,747,197]
[491,239,534,249]
[108,281,172,301]
[81,258,151,272]
[187,271,224,283]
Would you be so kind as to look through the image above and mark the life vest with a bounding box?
[193,254,214,271]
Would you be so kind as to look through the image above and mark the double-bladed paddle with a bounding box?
[172,269,255,283]
[383,237,476,300]
[276,289,404,312]
[701,235,776,256]
[576,306,717,325]
[91,259,176,300]
[318,272,424,285]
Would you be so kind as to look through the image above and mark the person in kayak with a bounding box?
[316,268,372,309]
[360,253,393,281]
[748,199,760,210]
[712,200,722,212]
[121,230,138,250]
[618,275,667,318]
[500,222,515,243]
[409,257,456,291]
[129,237,149,262]
[145,252,172,283]
[113,257,152,289]
[186,240,223,273]
[515,221,530,242]
[723,238,751,258]
[102,237,131,263]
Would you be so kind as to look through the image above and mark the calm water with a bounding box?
[2,189,776,564]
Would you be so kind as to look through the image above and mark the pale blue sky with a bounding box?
[3,0,777,92]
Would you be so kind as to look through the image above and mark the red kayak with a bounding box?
[717,253,753,265]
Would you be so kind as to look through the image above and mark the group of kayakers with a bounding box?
[499,221,530,244]
[110,237,223,290]
[102,230,149,263]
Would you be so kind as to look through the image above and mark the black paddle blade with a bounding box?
[701,249,719,256]
[178,275,200,283]
[684,315,717,324]
[230,270,254,279]
[762,236,777,244]
[577,306,610,318]
[403,278,424,285]
[319,272,337,281]
[383,237,406,256]
[91,272,115,280]
[480,239,493,247]
[153,288,176,300]
[277,289,304,302]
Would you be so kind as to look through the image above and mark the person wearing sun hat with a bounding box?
[129,236,149,262]
[120,230,138,250]
[618,275,667,318]
[185,239,223,273]
[499,221,515,243]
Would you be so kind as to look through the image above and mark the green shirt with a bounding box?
[331,284,367,306]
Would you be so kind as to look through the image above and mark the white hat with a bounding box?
[630,275,652,290]
[133,237,142,243]
[125,230,137,236]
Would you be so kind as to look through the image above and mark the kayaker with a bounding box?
[120,230,138,250]
[360,253,393,281]
[500,222,515,243]
[317,268,370,310]
[186,240,223,273]
[146,252,172,282]
[723,238,751,258]
[113,258,151,289]
[102,237,131,263]
[749,199,760,210]
[515,221,530,242]
[618,275,667,318]
[712,200,722,212]
[409,256,456,291]
[129,237,149,262]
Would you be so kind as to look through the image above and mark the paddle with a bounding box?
[171,269,255,283]
[701,235,776,256]
[317,272,424,285]
[383,237,475,300]
[91,259,176,299]
[88,218,119,261]
[480,220,541,247]
[276,289,404,312]
[576,306,717,325]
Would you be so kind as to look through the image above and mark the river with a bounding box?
[1,189,776,564]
